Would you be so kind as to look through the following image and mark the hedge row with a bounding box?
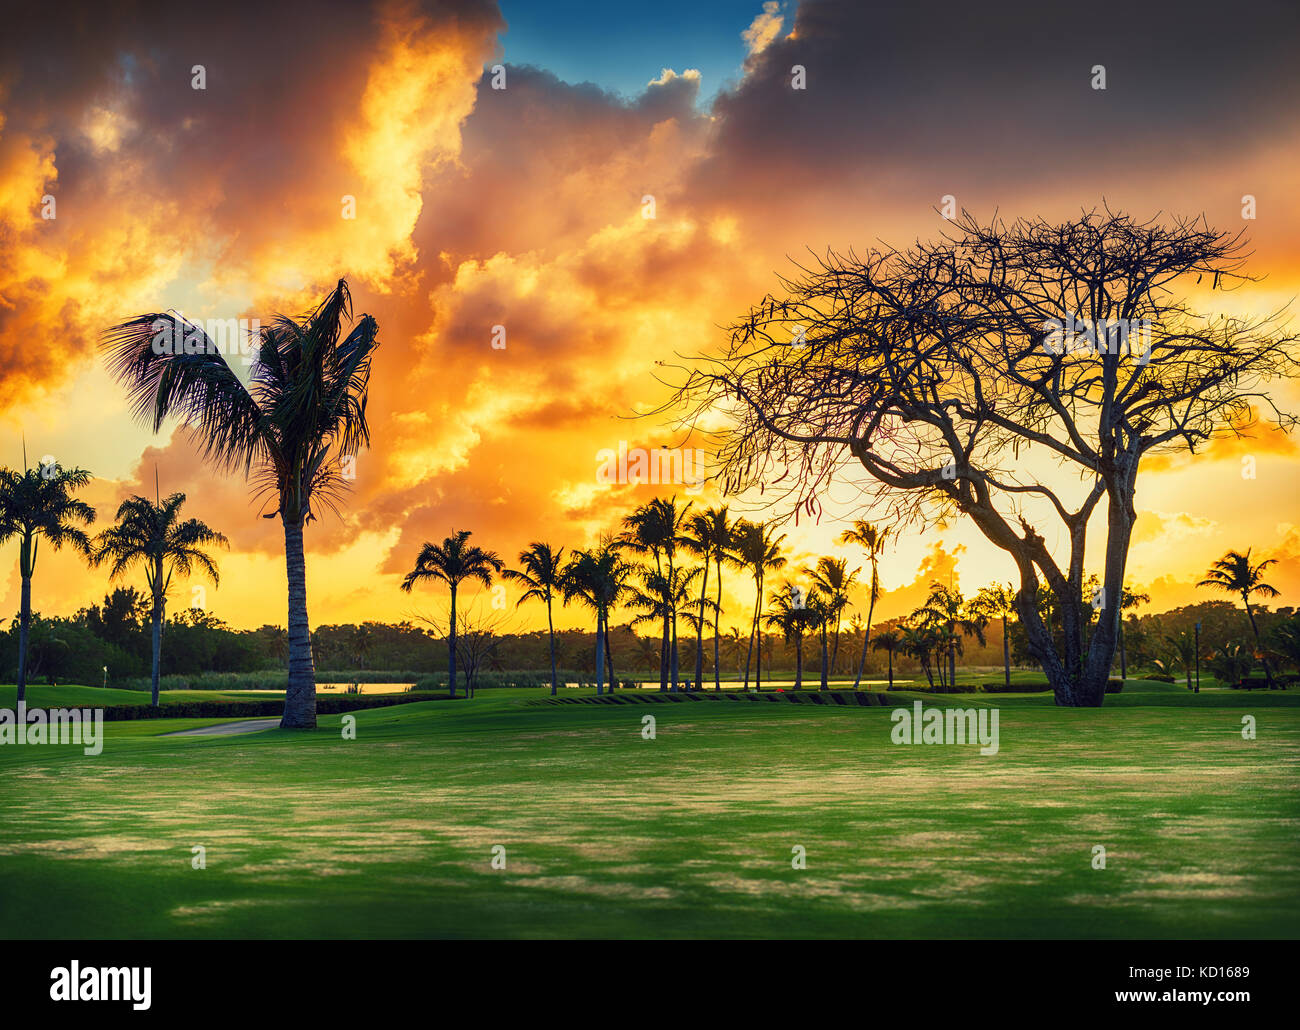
[5,691,455,721]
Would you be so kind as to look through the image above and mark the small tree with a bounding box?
[1198,549,1281,688]
[0,456,96,701]
[92,492,227,706]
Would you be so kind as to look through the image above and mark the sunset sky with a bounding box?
[2,0,1299,634]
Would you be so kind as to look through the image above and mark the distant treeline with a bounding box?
[3,584,1294,687]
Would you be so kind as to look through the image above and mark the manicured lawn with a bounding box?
[1,681,1297,938]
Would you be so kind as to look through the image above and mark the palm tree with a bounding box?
[968,583,1017,690]
[732,520,787,691]
[503,543,566,695]
[872,629,902,689]
[103,279,379,728]
[805,588,835,690]
[901,621,940,689]
[562,538,631,695]
[0,456,96,702]
[401,530,503,699]
[839,520,888,689]
[624,564,701,690]
[1206,643,1254,688]
[765,583,814,690]
[91,492,227,706]
[1161,631,1199,688]
[682,506,737,690]
[810,556,858,679]
[1198,549,1281,688]
[622,498,691,690]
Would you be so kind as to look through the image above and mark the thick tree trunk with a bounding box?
[280,516,317,728]
[546,597,558,696]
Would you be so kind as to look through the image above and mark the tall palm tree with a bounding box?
[624,564,702,690]
[872,629,902,689]
[1198,549,1281,689]
[503,543,566,695]
[968,583,1017,690]
[0,456,96,702]
[732,520,787,691]
[805,588,835,690]
[839,520,888,689]
[681,506,737,690]
[765,583,814,690]
[562,538,631,695]
[103,279,379,728]
[91,492,227,706]
[810,556,858,678]
[622,499,691,690]
[401,530,503,699]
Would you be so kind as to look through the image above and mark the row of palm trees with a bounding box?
[397,500,893,697]
[0,453,228,706]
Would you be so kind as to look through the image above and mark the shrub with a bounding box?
[1143,673,1175,683]
[1105,678,1123,694]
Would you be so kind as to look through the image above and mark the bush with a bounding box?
[1105,678,1123,694]
[1143,673,1175,683]
[927,683,979,693]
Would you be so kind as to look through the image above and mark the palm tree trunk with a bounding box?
[546,596,558,696]
[150,592,163,708]
[1002,615,1011,689]
[795,635,803,689]
[887,647,894,689]
[15,538,32,702]
[713,558,723,691]
[743,579,757,690]
[448,582,459,699]
[1244,600,1276,688]
[819,623,829,690]
[694,562,708,691]
[280,516,317,728]
[754,576,763,691]
[595,609,606,696]
[1118,617,1127,679]
[604,618,615,689]
[853,568,878,690]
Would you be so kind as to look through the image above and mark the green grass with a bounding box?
[1,679,1296,938]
